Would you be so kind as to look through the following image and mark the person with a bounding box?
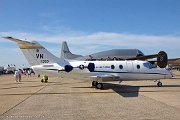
[18,69,22,82]
[14,70,19,82]
[27,69,31,77]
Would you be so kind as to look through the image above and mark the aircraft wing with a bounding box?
[93,51,167,61]
[127,51,168,68]
[3,36,35,45]
[126,51,167,60]
[93,51,168,68]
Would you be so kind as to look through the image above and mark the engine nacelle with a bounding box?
[157,51,168,68]
[64,65,73,72]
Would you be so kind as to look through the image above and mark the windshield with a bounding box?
[143,62,156,69]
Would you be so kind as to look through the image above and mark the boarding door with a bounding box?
[126,61,134,72]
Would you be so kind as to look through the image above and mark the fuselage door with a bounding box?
[126,61,134,72]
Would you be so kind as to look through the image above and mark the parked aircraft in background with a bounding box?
[3,37,174,89]
[167,58,180,71]
[61,41,168,68]
[61,41,145,61]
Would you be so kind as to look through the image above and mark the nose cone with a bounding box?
[170,71,175,77]
[166,71,175,78]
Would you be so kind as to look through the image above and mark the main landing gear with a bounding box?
[92,81,103,89]
[155,80,162,87]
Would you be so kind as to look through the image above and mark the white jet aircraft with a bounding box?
[3,37,174,89]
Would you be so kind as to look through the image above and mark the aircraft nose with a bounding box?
[170,71,175,77]
[166,71,175,78]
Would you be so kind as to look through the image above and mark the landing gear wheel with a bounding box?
[157,82,162,87]
[92,81,98,86]
[96,83,103,89]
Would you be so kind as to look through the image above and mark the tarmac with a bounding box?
[0,71,180,120]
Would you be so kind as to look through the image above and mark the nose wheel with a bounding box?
[157,81,162,87]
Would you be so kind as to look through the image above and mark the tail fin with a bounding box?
[60,41,83,59]
[3,37,68,66]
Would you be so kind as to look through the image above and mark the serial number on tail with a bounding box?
[41,60,49,63]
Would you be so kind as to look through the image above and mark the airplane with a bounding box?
[167,58,180,71]
[61,41,145,61]
[3,37,174,89]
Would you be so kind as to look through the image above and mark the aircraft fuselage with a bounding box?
[32,60,173,81]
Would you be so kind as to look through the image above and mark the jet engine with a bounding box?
[157,51,168,68]
[64,65,73,72]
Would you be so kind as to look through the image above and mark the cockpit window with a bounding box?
[143,63,156,69]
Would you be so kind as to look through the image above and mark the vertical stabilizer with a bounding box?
[3,37,69,66]
[61,41,83,59]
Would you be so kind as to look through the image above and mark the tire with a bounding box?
[96,83,103,89]
[157,82,162,87]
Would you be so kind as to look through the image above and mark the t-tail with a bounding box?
[3,37,69,66]
[60,41,83,59]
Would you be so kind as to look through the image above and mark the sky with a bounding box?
[0,0,180,68]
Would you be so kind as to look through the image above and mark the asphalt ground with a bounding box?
[0,71,180,120]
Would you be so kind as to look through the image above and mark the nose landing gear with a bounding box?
[155,80,162,87]
[157,81,162,87]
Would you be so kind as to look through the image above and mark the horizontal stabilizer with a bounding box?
[3,36,35,45]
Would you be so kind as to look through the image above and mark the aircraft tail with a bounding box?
[61,41,83,59]
[3,37,69,66]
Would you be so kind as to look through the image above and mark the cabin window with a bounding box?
[111,65,115,69]
[137,65,140,69]
[119,65,123,69]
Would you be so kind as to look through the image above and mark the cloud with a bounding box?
[0,31,179,57]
